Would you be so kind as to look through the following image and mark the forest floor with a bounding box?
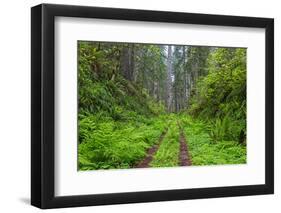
[134,114,246,169]
[135,120,192,168]
[79,114,246,170]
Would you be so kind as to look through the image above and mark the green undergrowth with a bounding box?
[78,113,168,170]
[180,115,246,166]
[150,117,180,167]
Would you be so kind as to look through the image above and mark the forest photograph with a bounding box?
[78,41,247,171]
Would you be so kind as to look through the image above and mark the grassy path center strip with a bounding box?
[149,120,180,168]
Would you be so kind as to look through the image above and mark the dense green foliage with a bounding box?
[180,115,246,165]
[78,42,167,170]
[78,41,247,170]
[78,42,165,117]
[188,48,246,144]
[79,114,166,170]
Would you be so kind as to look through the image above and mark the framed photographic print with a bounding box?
[31,3,274,209]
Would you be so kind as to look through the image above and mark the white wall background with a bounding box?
[0,0,279,212]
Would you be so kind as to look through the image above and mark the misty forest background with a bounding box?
[78,41,246,170]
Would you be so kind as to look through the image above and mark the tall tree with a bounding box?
[166,45,173,111]
[120,44,135,81]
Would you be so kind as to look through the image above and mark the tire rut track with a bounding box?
[177,122,192,166]
[135,128,168,168]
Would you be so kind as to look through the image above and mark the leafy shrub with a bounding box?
[78,115,166,170]
[188,48,246,145]
[181,115,246,165]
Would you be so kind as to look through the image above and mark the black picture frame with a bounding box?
[31,3,274,209]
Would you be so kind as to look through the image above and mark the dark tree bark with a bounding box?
[130,44,135,81]
[166,45,173,111]
[121,44,135,81]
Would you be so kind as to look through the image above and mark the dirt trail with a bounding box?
[178,122,192,166]
[135,129,168,168]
